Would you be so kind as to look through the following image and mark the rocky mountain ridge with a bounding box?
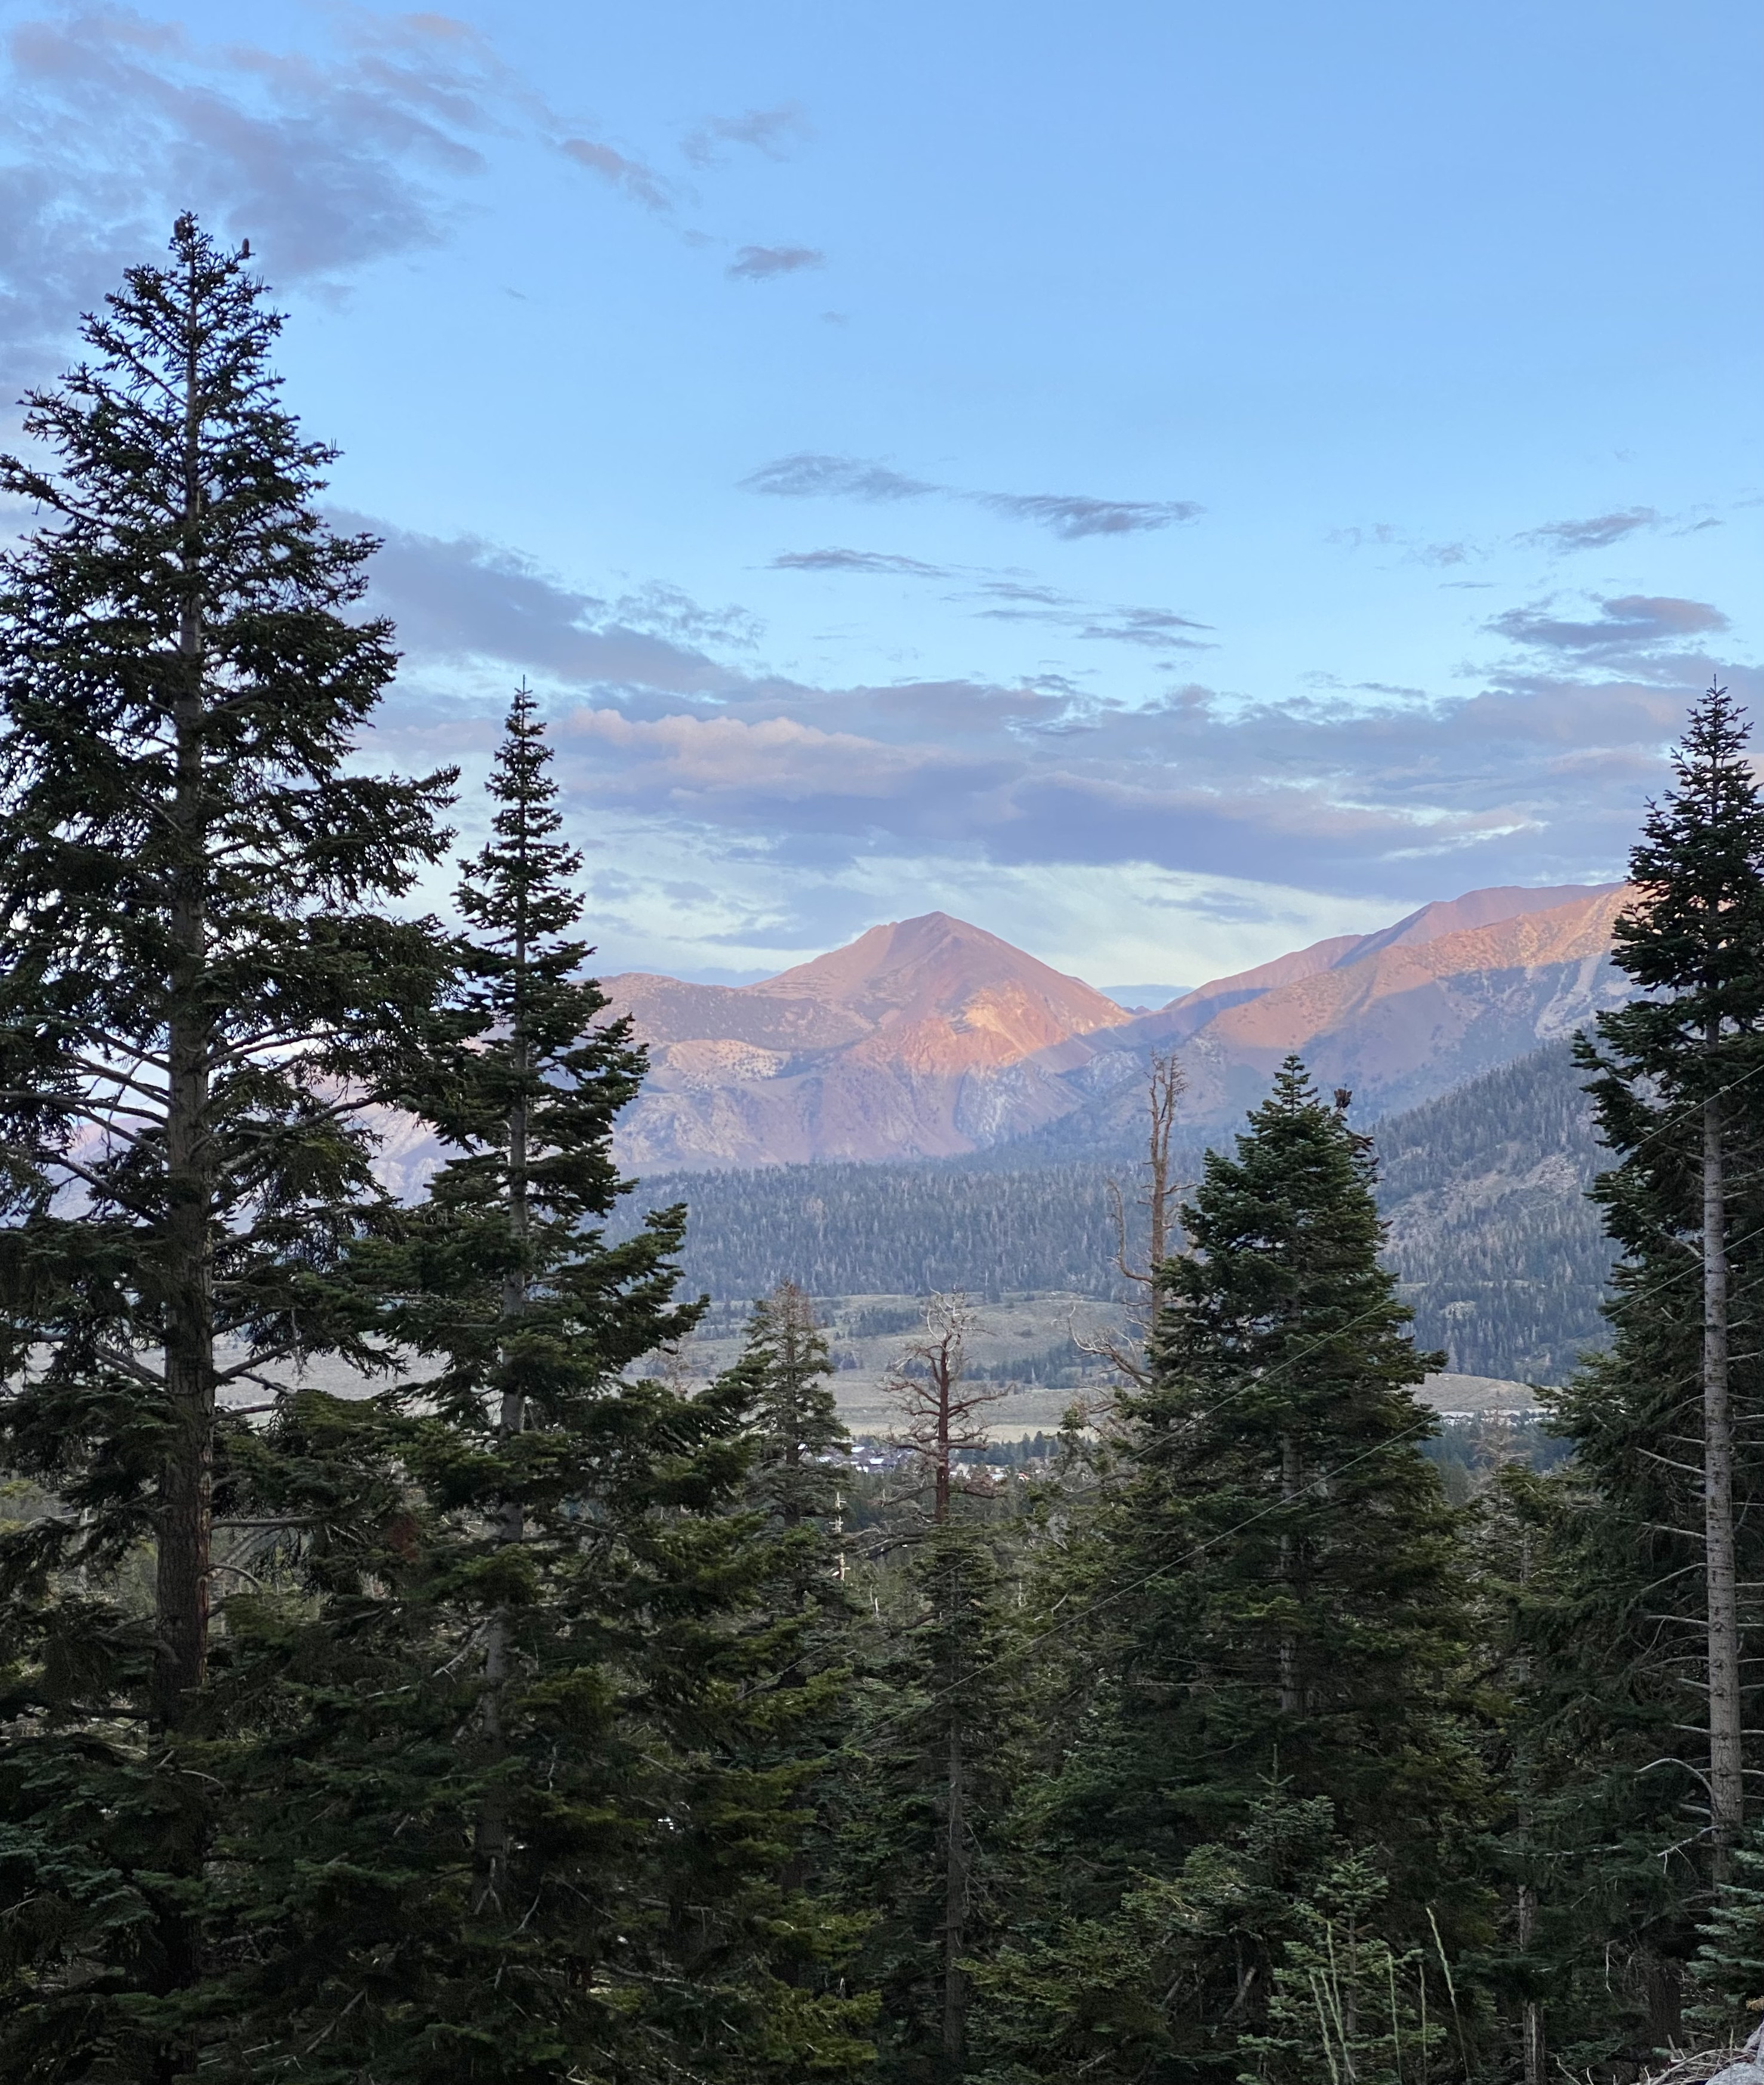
[597,882,1630,1168]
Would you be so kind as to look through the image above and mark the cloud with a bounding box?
[351,516,750,697]
[353,515,1748,908]
[768,553,1210,650]
[683,103,811,166]
[0,6,517,364]
[560,136,671,212]
[770,548,950,576]
[744,452,938,501]
[728,243,825,280]
[976,491,1202,538]
[742,450,1203,540]
[969,589,1212,652]
[1074,606,1213,649]
[1521,507,1661,553]
[1488,594,1729,658]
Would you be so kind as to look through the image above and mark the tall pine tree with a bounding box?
[974,1061,1482,2084]
[1578,678,1764,1875]
[0,217,455,2080]
[200,688,873,2083]
[1514,680,1764,2067]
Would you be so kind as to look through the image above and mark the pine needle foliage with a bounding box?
[201,689,874,2083]
[974,1060,1484,2084]
[0,216,455,2081]
[1527,680,1764,2061]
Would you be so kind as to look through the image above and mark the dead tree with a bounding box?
[1075,1050,1187,1392]
[884,1294,1009,2071]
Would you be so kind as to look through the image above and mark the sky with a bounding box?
[0,0,1759,992]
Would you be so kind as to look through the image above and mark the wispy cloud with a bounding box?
[0,5,513,362]
[745,453,938,501]
[770,547,950,575]
[728,243,824,280]
[359,518,1747,906]
[977,491,1202,538]
[769,550,1210,649]
[352,515,752,698]
[1487,593,1729,658]
[742,449,1202,540]
[682,102,811,167]
[560,136,672,212]
[1520,507,1661,553]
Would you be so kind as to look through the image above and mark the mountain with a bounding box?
[994,881,1630,1159]
[596,882,1629,1168]
[599,913,1131,1168]
[615,1041,1612,1383]
[362,880,1633,1185]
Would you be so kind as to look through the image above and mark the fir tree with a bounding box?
[844,1297,1019,2085]
[1575,678,1764,1876]
[978,1060,1482,2083]
[1512,682,1764,2066]
[0,218,454,2080]
[204,689,873,2083]
[740,1279,852,1546]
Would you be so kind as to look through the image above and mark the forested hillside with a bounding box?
[1380,1042,1612,1380]
[627,1041,1612,1380]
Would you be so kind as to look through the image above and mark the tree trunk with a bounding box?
[1278,1431,1302,1715]
[1517,1883,1543,2085]
[942,1714,967,2072]
[473,1020,529,1913]
[1704,1075,1744,1876]
[154,261,214,1736]
[147,245,217,2081]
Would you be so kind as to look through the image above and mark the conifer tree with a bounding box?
[0,218,454,2079]
[977,1060,1480,2082]
[843,1297,1019,2085]
[1506,683,1764,2068]
[1575,678,1764,1877]
[741,1280,852,1545]
[205,689,874,2083]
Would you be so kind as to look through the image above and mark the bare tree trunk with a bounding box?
[942,1713,969,2070]
[1145,1050,1180,1286]
[1278,1431,1303,1715]
[1704,1071,1744,1877]
[1096,1055,1186,1378]
[1516,1883,1543,2084]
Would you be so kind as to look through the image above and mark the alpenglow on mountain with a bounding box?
[592,883,1630,1170]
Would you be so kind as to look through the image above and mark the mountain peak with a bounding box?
[754,910,1112,1023]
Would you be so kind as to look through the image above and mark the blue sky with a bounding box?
[1,0,1759,988]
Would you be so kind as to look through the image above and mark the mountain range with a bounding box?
[615,1040,1612,1383]
[599,881,1631,1170]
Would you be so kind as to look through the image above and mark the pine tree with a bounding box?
[1510,682,1764,2067]
[976,1060,1482,2083]
[721,1285,877,2027]
[1575,678,1764,1877]
[202,689,874,2083]
[740,1280,852,1547]
[0,217,455,2080]
[843,1297,1020,2085]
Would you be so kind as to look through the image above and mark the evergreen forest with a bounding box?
[7,222,1764,2085]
